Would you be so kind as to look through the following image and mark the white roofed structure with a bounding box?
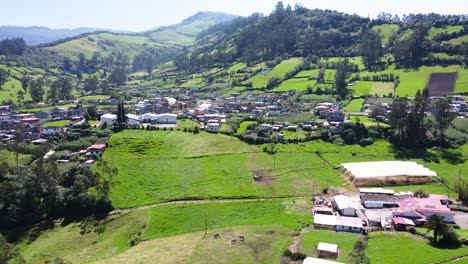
[303,257,343,264]
[340,161,437,186]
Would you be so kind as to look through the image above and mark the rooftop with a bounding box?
[341,161,437,178]
[317,242,338,253]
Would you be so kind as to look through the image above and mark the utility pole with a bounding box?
[203,211,208,239]
[312,183,316,200]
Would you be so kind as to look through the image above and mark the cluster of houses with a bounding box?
[0,104,86,141]
[313,187,455,234]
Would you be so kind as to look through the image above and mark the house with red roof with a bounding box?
[392,196,455,226]
[87,144,107,159]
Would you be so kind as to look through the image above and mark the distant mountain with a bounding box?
[145,11,238,36]
[0,26,133,45]
[45,11,239,62]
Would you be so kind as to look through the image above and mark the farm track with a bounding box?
[112,195,311,213]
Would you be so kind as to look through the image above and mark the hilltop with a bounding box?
[0,26,131,46]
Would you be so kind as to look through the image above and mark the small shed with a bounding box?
[393,217,415,231]
[317,242,338,259]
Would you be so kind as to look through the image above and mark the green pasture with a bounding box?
[100,130,344,208]
[343,99,364,112]
[360,65,468,96]
[148,29,194,45]
[367,232,468,264]
[228,62,247,73]
[349,81,372,96]
[244,58,303,88]
[237,121,257,134]
[445,35,468,45]
[428,25,464,39]
[97,225,292,264]
[271,77,316,92]
[321,57,365,70]
[144,199,311,239]
[42,120,71,128]
[17,209,150,264]
[373,24,400,45]
[78,95,110,101]
[301,228,360,263]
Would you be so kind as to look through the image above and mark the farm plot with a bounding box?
[367,232,468,264]
[301,228,360,263]
[243,58,303,88]
[343,99,364,112]
[97,225,293,264]
[426,72,458,96]
[271,77,316,92]
[143,199,311,239]
[101,130,343,208]
[18,209,150,264]
[360,65,468,96]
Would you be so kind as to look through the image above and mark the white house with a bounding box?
[206,122,220,133]
[155,113,177,124]
[42,127,63,136]
[100,113,117,126]
[126,114,141,126]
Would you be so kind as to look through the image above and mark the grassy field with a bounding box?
[446,35,468,45]
[228,62,247,74]
[321,57,365,71]
[349,115,389,127]
[367,232,468,264]
[148,29,194,45]
[373,24,400,45]
[17,209,150,263]
[360,65,468,96]
[100,130,344,208]
[18,103,79,113]
[272,77,316,92]
[244,58,303,88]
[79,95,110,101]
[97,225,293,264]
[237,121,257,134]
[301,228,360,263]
[144,199,311,239]
[42,120,71,128]
[343,99,364,112]
[369,82,394,96]
[428,25,464,39]
[349,81,372,96]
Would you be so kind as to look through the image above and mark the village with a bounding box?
[0,87,467,264]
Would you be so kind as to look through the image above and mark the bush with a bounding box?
[359,137,374,147]
[439,228,461,248]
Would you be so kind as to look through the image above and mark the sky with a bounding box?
[1,0,468,32]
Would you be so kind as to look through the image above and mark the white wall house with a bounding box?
[42,127,63,136]
[100,114,117,126]
[155,113,177,124]
[206,122,220,133]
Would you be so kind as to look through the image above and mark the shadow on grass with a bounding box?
[440,149,464,165]
[389,145,440,163]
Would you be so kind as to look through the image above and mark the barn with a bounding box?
[332,195,358,217]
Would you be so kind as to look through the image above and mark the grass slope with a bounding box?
[244,58,303,88]
[18,209,150,263]
[343,99,364,112]
[143,199,311,239]
[102,130,342,208]
[360,65,468,96]
[373,24,400,45]
[97,225,292,264]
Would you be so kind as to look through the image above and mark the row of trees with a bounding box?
[388,90,456,149]
[0,38,27,56]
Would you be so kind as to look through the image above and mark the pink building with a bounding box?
[392,196,455,226]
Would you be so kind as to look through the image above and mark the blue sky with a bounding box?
[2,0,468,31]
